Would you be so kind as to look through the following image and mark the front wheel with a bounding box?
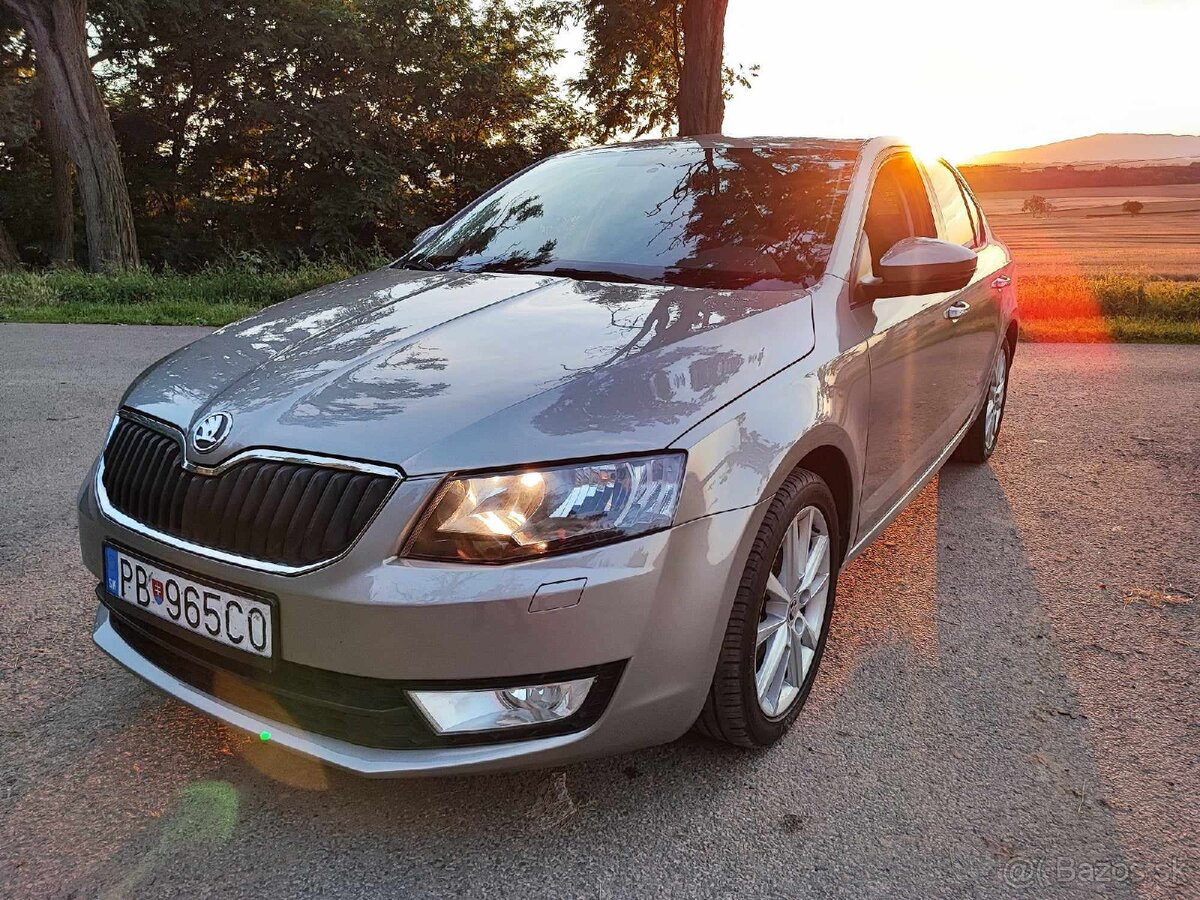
[954,339,1012,464]
[695,468,840,748]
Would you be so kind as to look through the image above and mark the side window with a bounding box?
[861,153,936,277]
[925,160,977,247]
[958,175,988,245]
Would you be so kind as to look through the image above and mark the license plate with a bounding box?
[104,545,274,658]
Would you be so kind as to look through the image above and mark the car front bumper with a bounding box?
[79,460,760,776]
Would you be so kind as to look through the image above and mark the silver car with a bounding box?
[79,136,1017,776]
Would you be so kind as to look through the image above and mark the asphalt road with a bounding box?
[1,325,1196,899]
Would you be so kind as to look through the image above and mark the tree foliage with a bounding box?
[0,11,49,265]
[1021,195,1054,217]
[101,0,585,266]
[2,0,583,267]
[564,0,753,140]
[1121,199,1144,215]
[4,0,140,270]
[1,0,751,269]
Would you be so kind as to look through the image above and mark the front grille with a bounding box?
[101,416,398,568]
[103,592,625,750]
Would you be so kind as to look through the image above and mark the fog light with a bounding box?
[409,677,595,734]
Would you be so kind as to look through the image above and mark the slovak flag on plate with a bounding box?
[104,546,120,596]
[151,578,165,605]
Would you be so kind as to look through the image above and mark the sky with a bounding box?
[559,0,1200,162]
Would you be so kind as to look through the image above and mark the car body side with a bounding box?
[78,137,1017,775]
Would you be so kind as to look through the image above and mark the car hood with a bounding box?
[123,267,816,474]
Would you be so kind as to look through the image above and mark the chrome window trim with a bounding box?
[95,409,405,576]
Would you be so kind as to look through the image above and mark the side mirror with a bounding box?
[858,237,977,301]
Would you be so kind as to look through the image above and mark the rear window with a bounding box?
[925,160,977,247]
[405,143,859,291]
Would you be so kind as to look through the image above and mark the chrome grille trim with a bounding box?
[95,410,404,576]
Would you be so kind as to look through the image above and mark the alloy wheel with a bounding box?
[984,349,1008,451]
[755,505,832,717]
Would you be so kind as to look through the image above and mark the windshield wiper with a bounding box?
[539,267,658,285]
[395,258,441,271]
[468,262,657,285]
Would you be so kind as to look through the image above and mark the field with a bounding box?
[975,183,1200,277]
[971,182,1200,341]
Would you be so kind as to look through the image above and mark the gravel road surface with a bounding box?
[1,325,1196,898]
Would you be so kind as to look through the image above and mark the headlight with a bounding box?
[402,453,686,563]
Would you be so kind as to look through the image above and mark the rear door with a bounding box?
[921,159,1006,421]
[855,152,970,532]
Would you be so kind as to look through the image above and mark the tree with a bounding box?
[2,0,137,270]
[566,0,753,139]
[1121,200,1144,216]
[677,0,728,135]
[1021,195,1054,217]
[84,0,581,265]
[36,71,73,265]
[0,221,19,267]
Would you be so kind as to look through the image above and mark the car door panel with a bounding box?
[853,153,967,534]
[857,286,967,530]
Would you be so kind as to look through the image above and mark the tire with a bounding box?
[695,468,841,748]
[954,337,1013,464]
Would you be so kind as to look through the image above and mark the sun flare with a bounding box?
[720,0,1198,162]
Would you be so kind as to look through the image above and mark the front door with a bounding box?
[855,152,969,533]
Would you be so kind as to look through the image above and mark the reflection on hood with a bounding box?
[122,267,817,473]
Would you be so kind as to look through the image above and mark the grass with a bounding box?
[1,265,1198,343]
[1020,316,1200,344]
[1017,273,1200,343]
[0,263,367,327]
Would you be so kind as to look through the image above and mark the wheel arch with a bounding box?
[794,443,854,563]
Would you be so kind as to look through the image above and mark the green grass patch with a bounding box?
[2,300,263,326]
[1017,274,1200,343]
[0,262,368,326]
[1019,274,1200,323]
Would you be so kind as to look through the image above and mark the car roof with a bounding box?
[567,135,867,155]
[564,135,925,163]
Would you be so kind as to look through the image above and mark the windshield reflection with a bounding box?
[404,142,857,291]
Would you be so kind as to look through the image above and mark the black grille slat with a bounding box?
[249,465,294,560]
[264,468,307,562]
[299,470,347,563]
[100,417,397,568]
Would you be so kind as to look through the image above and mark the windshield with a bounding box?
[402,143,858,291]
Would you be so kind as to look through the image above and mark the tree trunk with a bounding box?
[4,0,138,271]
[0,220,21,268]
[37,71,75,266]
[677,0,729,136]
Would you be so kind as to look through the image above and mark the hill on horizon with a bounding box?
[968,133,1200,167]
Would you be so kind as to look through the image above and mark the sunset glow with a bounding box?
[716,0,1200,162]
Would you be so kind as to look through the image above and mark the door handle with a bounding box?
[991,275,1012,290]
[945,301,971,321]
